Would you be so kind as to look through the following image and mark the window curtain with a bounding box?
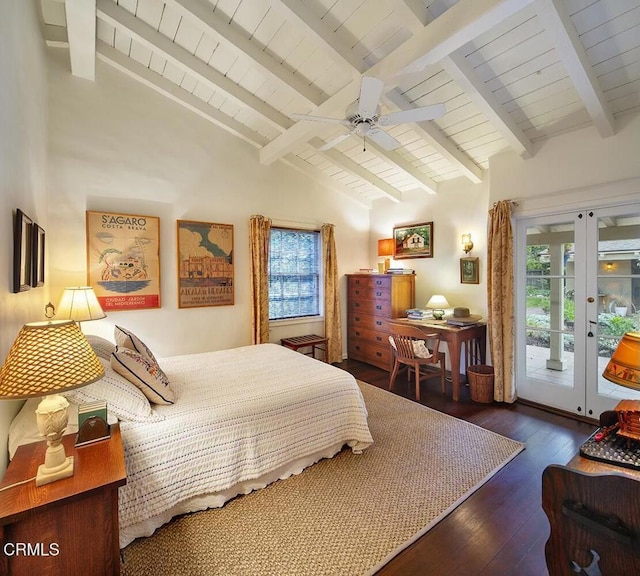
[321,223,342,364]
[249,215,271,345]
[487,200,516,403]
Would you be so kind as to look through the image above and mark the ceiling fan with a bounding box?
[290,76,446,152]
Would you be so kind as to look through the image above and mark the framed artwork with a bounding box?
[31,223,45,287]
[392,221,433,259]
[460,257,480,284]
[86,211,161,311]
[177,220,234,308]
[13,209,33,293]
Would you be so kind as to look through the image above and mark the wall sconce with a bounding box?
[462,233,474,254]
[377,238,394,272]
[606,262,614,272]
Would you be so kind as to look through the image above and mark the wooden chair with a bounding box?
[542,464,640,575]
[388,324,446,402]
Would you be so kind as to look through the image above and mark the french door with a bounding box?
[515,204,640,417]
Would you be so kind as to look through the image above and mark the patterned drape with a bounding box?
[321,223,342,364]
[249,215,271,345]
[487,200,516,403]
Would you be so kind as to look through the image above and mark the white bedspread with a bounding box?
[117,344,372,544]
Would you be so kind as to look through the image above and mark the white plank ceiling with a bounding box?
[41,0,640,206]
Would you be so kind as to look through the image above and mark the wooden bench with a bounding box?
[281,334,328,362]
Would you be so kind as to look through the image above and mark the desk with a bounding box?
[388,318,487,402]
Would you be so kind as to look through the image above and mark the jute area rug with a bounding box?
[121,382,524,576]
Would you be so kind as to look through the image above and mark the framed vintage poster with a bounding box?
[86,211,161,311]
[13,209,33,293]
[31,223,45,288]
[460,257,480,284]
[177,220,234,308]
[393,221,434,259]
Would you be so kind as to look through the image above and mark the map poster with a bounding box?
[86,211,161,311]
[177,220,234,308]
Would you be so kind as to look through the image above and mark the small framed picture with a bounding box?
[13,209,33,293]
[31,223,45,288]
[460,257,479,284]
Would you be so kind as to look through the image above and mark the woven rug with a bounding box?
[121,382,524,576]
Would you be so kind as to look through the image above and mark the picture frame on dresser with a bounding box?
[393,222,433,259]
[13,209,33,293]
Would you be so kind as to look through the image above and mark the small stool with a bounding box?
[281,334,328,362]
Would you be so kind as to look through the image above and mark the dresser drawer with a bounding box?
[349,298,391,317]
[348,340,391,370]
[348,312,388,333]
[350,325,388,347]
[348,284,391,303]
[348,275,391,290]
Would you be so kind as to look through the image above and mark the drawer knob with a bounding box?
[376,351,382,357]
[376,305,382,310]
[376,321,382,326]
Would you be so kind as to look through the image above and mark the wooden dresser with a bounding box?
[347,273,415,371]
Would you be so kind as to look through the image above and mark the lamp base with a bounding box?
[36,456,74,486]
[432,309,445,320]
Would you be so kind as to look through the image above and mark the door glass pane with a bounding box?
[595,212,640,400]
[524,221,575,387]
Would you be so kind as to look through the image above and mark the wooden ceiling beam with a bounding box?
[442,52,534,158]
[309,139,402,203]
[165,0,325,107]
[96,0,291,132]
[96,41,267,148]
[64,0,96,80]
[535,0,615,138]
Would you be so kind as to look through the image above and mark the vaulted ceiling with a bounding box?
[40,0,640,207]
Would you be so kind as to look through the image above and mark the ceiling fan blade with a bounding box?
[358,77,384,117]
[367,128,401,151]
[378,103,446,126]
[290,113,350,125]
[319,132,353,151]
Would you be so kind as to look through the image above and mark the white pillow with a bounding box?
[114,325,158,364]
[111,347,175,405]
[388,336,433,359]
[85,334,116,360]
[63,358,159,422]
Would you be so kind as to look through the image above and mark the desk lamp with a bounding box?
[0,320,104,486]
[426,295,450,320]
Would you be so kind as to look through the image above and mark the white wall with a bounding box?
[46,49,371,358]
[0,0,50,472]
[489,113,640,211]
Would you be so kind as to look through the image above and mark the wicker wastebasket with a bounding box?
[467,365,494,403]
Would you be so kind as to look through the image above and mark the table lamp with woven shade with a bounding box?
[0,320,104,486]
[602,332,640,391]
[56,286,106,325]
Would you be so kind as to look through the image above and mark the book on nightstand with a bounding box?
[76,400,110,446]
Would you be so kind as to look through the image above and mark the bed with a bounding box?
[8,334,373,548]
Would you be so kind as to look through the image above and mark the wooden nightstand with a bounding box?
[0,423,126,576]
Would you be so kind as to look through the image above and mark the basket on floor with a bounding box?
[467,365,494,403]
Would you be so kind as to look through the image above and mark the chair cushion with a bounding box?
[388,336,433,359]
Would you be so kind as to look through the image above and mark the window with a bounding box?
[268,228,321,320]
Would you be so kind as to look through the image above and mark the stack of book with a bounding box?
[406,309,432,320]
[386,268,415,274]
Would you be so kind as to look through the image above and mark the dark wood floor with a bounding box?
[334,359,596,576]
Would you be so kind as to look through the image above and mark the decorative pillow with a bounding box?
[63,358,159,422]
[388,336,433,359]
[111,347,175,405]
[85,334,116,360]
[114,325,158,364]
